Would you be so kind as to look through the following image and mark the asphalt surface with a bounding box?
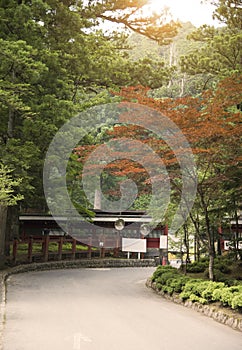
[3,267,242,350]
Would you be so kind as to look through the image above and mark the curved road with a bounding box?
[3,268,242,350]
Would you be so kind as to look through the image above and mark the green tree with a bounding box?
[0,0,180,263]
[0,164,23,265]
[180,1,242,83]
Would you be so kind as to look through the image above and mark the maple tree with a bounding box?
[74,74,241,279]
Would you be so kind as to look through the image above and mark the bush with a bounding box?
[156,271,179,285]
[203,268,225,282]
[151,264,242,312]
[214,258,232,274]
[168,276,191,293]
[185,261,208,273]
[212,285,242,309]
[151,265,176,282]
[161,285,174,295]
[231,294,242,310]
[201,282,225,301]
[186,256,234,275]
[179,279,203,300]
[152,266,190,295]
[180,280,224,304]
[189,293,207,304]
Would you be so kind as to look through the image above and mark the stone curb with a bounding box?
[146,278,242,333]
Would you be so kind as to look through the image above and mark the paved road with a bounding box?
[3,268,242,350]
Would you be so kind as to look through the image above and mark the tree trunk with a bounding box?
[7,108,14,138]
[206,219,215,281]
[179,75,185,97]
[5,206,19,256]
[208,252,214,281]
[200,192,214,280]
[0,205,8,267]
[233,198,240,260]
[189,211,201,261]
[183,224,190,272]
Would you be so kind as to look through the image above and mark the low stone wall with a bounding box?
[4,258,154,273]
[146,278,242,333]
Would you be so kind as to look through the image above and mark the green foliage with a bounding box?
[185,260,208,273]
[186,256,234,277]
[181,23,241,79]
[0,0,179,214]
[179,279,206,301]
[212,285,242,310]
[189,294,207,304]
[179,280,227,305]
[201,281,226,301]
[211,0,242,30]
[167,276,191,293]
[151,265,177,282]
[0,164,23,206]
[152,264,242,310]
[156,271,179,285]
[152,265,190,295]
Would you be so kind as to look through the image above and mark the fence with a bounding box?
[9,234,121,264]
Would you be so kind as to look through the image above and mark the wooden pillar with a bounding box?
[101,236,106,258]
[163,224,169,265]
[43,233,49,262]
[101,246,105,258]
[58,237,63,261]
[28,236,33,263]
[114,232,120,258]
[71,238,76,260]
[88,236,92,259]
[141,234,145,259]
[12,238,18,264]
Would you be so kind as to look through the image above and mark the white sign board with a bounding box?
[160,235,168,249]
[122,238,147,253]
[224,240,242,250]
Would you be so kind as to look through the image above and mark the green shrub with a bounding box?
[156,270,179,285]
[231,294,242,310]
[214,258,232,274]
[203,268,228,282]
[151,263,242,312]
[201,282,225,301]
[189,293,207,304]
[185,261,208,273]
[179,279,203,300]
[186,256,234,275]
[168,276,191,293]
[155,282,163,291]
[180,280,224,304]
[161,285,173,295]
[212,285,242,309]
[225,279,241,287]
[152,265,176,282]
[152,266,189,295]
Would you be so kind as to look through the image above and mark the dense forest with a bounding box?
[0,0,241,277]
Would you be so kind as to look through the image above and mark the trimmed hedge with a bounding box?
[152,265,242,312]
[212,285,242,310]
[185,257,233,275]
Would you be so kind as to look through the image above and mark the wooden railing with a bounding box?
[9,234,119,264]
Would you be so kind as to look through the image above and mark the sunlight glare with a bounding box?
[147,0,217,27]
